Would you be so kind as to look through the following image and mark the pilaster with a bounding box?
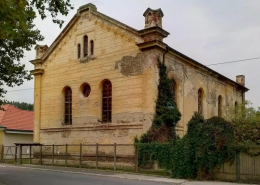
[30,69,44,143]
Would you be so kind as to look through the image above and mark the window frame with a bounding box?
[218,95,222,117]
[64,87,72,125]
[198,88,203,115]
[172,79,177,103]
[90,40,94,55]
[102,80,112,123]
[83,35,88,57]
[77,44,81,58]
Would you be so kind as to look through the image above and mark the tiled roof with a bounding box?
[0,104,33,131]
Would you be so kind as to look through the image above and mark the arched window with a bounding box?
[198,88,203,115]
[64,87,72,125]
[102,80,112,123]
[90,40,94,55]
[83,35,88,57]
[218,95,222,117]
[172,79,176,102]
[77,44,81,58]
[235,101,238,115]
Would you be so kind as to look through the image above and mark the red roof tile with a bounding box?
[0,104,33,131]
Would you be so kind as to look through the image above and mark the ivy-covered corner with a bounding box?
[137,112,238,180]
[139,58,181,143]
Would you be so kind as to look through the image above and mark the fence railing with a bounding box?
[213,148,260,183]
[0,144,138,172]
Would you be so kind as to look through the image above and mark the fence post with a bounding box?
[114,143,116,171]
[79,144,82,168]
[1,145,4,163]
[236,151,240,182]
[65,144,68,167]
[52,144,54,166]
[96,143,98,169]
[19,145,22,164]
[40,145,42,165]
[14,146,17,164]
[29,146,31,165]
[134,144,139,173]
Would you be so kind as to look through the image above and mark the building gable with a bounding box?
[31,3,141,66]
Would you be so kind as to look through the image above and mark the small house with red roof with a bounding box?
[0,104,33,158]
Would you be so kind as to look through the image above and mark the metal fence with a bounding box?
[0,144,138,172]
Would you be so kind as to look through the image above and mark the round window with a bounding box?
[82,84,91,97]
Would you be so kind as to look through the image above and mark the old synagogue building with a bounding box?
[30,4,248,145]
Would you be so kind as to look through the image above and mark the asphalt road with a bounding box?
[0,165,171,185]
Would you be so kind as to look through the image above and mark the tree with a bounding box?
[225,101,260,145]
[0,0,73,102]
[3,100,33,111]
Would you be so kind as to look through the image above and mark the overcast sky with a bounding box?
[4,0,260,108]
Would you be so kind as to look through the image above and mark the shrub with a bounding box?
[226,101,260,146]
[138,112,237,180]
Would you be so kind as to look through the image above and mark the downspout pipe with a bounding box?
[163,45,169,65]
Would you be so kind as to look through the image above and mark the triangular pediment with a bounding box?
[35,3,141,64]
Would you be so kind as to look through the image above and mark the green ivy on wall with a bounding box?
[137,113,237,180]
[139,59,181,143]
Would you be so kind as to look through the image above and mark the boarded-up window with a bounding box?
[90,40,94,55]
[218,95,222,117]
[77,44,81,58]
[172,79,176,102]
[64,87,72,125]
[102,80,112,123]
[198,89,203,115]
[84,35,88,57]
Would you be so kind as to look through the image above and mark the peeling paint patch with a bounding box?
[118,130,129,137]
[112,112,144,124]
[208,90,217,106]
[61,130,71,138]
[115,53,145,76]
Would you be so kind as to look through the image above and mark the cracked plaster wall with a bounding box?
[35,9,244,147]
[36,12,157,149]
[165,55,243,135]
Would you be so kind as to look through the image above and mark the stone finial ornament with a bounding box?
[143,8,164,28]
[236,75,245,86]
[35,44,48,59]
[78,3,97,13]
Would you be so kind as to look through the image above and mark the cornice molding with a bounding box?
[136,40,166,51]
[30,69,44,76]
[138,26,169,37]
[30,59,42,65]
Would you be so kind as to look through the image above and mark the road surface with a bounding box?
[0,165,172,185]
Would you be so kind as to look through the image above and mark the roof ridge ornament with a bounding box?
[78,3,97,13]
[143,8,164,29]
[35,44,48,59]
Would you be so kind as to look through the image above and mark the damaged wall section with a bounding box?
[115,53,146,77]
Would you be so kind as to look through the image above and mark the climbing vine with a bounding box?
[139,58,181,143]
[137,112,237,180]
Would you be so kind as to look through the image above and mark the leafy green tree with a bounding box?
[225,101,260,145]
[0,0,73,101]
[3,100,33,110]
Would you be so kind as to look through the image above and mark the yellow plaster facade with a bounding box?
[30,4,248,146]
